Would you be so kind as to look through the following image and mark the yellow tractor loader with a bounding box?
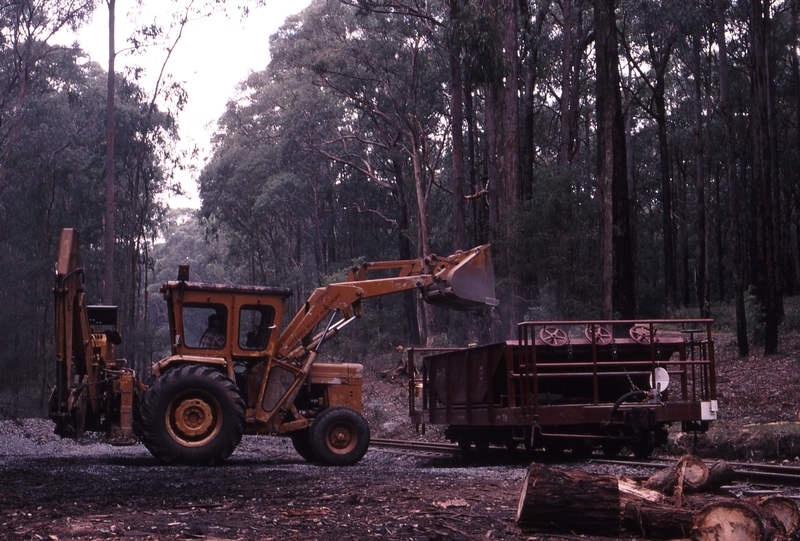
[49,228,497,465]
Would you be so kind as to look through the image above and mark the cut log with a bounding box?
[517,464,697,539]
[757,496,800,536]
[619,477,665,503]
[516,463,621,536]
[696,460,737,493]
[623,499,696,539]
[645,455,709,495]
[691,501,774,541]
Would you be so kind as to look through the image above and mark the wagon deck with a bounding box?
[408,319,717,457]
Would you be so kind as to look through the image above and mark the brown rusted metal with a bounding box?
[409,318,717,455]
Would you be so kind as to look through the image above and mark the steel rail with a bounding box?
[372,440,800,488]
[591,456,800,488]
[370,438,461,457]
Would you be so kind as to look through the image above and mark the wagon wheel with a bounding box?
[584,325,613,345]
[539,326,569,347]
[629,324,658,344]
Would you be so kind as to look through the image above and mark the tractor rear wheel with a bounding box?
[309,407,370,466]
[140,364,245,466]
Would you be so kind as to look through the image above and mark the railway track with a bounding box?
[369,438,461,457]
[593,456,800,489]
[371,438,800,489]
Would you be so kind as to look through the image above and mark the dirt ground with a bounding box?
[2,330,800,541]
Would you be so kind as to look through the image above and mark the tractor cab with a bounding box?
[156,277,294,380]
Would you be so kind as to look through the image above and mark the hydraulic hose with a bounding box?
[608,390,648,422]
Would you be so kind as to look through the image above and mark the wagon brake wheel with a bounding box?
[629,324,658,344]
[539,326,569,347]
[584,325,613,345]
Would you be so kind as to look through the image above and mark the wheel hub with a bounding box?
[173,398,214,437]
[166,392,222,446]
[327,423,356,454]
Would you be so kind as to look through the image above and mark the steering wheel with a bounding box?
[539,326,569,347]
[629,324,657,344]
[584,325,613,345]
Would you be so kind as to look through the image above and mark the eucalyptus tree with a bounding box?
[619,0,682,311]
[749,0,780,353]
[0,43,172,410]
[594,0,633,319]
[268,0,454,341]
[715,0,748,355]
[0,0,97,201]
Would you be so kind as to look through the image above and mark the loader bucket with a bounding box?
[423,245,499,310]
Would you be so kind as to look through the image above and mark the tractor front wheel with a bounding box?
[140,364,244,466]
[309,407,370,466]
[291,429,316,462]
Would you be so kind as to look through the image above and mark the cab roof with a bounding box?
[161,281,294,298]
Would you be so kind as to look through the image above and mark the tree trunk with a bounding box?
[624,84,637,316]
[392,160,421,346]
[651,39,677,311]
[560,0,574,164]
[692,34,709,318]
[714,0,752,350]
[595,0,632,318]
[410,135,436,342]
[449,0,466,252]
[717,0,748,353]
[103,0,116,305]
[500,0,521,335]
[463,77,480,247]
[485,81,500,233]
[520,0,548,197]
[750,0,779,354]
[791,0,800,300]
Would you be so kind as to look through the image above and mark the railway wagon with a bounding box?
[408,319,717,458]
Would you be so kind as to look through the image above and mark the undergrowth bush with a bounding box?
[745,286,765,346]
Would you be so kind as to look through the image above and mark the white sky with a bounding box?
[60,0,313,209]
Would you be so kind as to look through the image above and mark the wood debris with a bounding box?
[516,455,799,540]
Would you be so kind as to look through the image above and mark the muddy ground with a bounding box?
[2,330,800,541]
[0,427,575,541]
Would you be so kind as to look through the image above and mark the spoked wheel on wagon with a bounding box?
[629,324,658,344]
[539,326,569,347]
[584,325,613,345]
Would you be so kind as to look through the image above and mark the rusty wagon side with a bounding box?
[408,319,717,458]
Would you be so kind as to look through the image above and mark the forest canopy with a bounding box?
[1,0,797,415]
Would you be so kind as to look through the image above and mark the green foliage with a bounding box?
[510,164,600,319]
[0,0,178,412]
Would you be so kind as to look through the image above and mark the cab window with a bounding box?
[183,304,227,349]
[239,305,275,351]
